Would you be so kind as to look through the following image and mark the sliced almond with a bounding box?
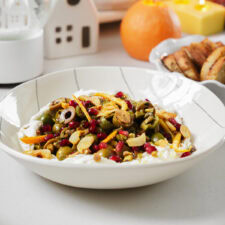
[126,133,146,147]
[77,135,95,153]
[69,131,81,145]
[154,139,168,147]
[180,125,191,138]
[24,149,53,159]
[89,96,101,106]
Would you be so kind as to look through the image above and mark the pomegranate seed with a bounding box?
[132,147,139,152]
[115,91,124,98]
[146,146,157,154]
[92,144,100,152]
[144,142,151,149]
[44,134,54,142]
[169,118,181,131]
[41,124,52,133]
[89,125,97,134]
[110,155,121,163]
[59,139,70,146]
[181,152,191,158]
[88,108,98,115]
[90,119,97,126]
[99,142,107,149]
[97,132,107,140]
[116,141,124,153]
[89,119,97,133]
[83,121,90,128]
[69,121,80,129]
[54,133,60,137]
[125,100,133,110]
[69,100,78,107]
[82,100,92,108]
[118,130,129,137]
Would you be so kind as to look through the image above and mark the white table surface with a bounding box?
[0,23,225,225]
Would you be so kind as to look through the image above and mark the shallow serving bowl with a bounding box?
[1,67,225,189]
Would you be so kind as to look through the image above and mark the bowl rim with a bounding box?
[0,66,224,169]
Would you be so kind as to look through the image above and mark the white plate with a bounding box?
[0,67,225,189]
[149,35,225,101]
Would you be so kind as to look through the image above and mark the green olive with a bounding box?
[52,123,63,133]
[55,109,63,121]
[97,146,113,158]
[135,110,145,118]
[151,132,165,143]
[56,146,73,161]
[116,134,127,141]
[141,115,159,131]
[112,110,133,128]
[75,106,85,118]
[99,117,113,131]
[136,101,153,111]
[40,113,54,125]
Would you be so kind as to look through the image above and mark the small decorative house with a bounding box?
[44,0,99,59]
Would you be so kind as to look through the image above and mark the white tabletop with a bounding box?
[0,23,225,225]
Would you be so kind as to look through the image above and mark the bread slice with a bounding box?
[162,54,182,73]
[201,39,215,54]
[174,49,199,81]
[206,56,225,83]
[200,46,225,81]
[187,43,207,68]
[215,41,224,48]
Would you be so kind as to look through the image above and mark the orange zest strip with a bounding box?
[20,135,47,144]
[61,102,69,109]
[72,95,91,122]
[102,129,118,143]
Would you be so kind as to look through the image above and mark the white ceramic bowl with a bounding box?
[0,67,225,189]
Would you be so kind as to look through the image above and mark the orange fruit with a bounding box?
[120,0,181,61]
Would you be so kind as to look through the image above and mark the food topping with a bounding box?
[19,92,195,163]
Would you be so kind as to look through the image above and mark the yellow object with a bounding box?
[61,102,69,109]
[143,0,165,6]
[102,129,119,143]
[159,119,174,138]
[151,151,158,157]
[165,0,225,35]
[72,95,91,122]
[20,135,47,144]
[175,148,192,153]
[172,132,181,149]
